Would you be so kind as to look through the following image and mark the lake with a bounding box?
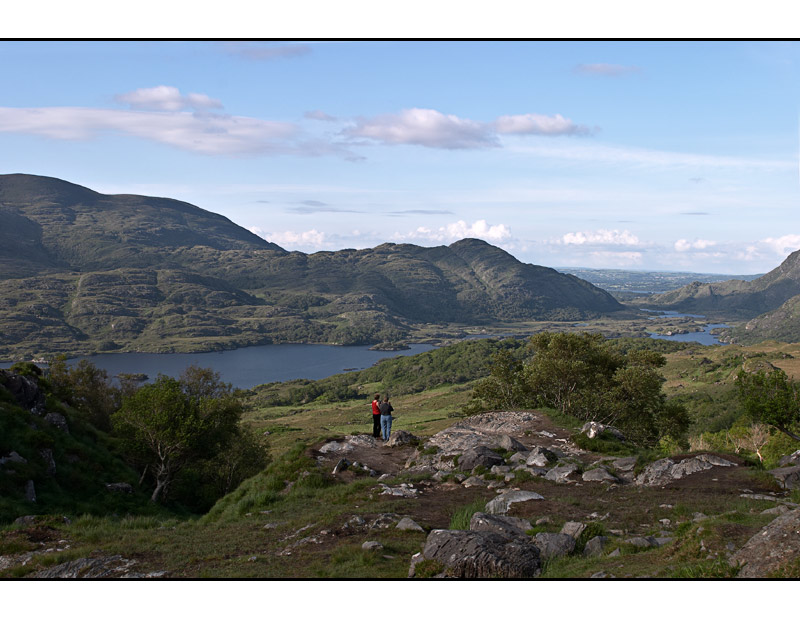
[642,309,730,346]
[4,343,436,390]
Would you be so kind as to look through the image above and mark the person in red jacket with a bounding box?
[371,393,381,439]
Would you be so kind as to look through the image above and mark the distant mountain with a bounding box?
[0,174,623,359]
[640,250,800,320]
[0,173,281,276]
[722,294,800,344]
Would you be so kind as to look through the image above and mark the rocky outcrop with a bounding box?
[0,369,47,415]
[458,446,505,472]
[485,490,544,515]
[544,463,580,483]
[425,411,540,454]
[469,512,531,539]
[769,465,800,490]
[533,533,575,560]
[418,529,541,578]
[582,466,620,484]
[635,454,736,486]
[386,430,418,447]
[30,555,166,578]
[731,508,800,577]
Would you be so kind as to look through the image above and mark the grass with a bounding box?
[448,498,487,530]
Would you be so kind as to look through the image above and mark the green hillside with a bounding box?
[0,174,624,360]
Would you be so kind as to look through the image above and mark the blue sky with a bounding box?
[2,39,799,274]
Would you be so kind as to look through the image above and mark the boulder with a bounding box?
[25,480,36,502]
[0,369,46,415]
[560,521,586,539]
[496,434,526,453]
[44,412,69,434]
[459,446,505,472]
[386,430,418,447]
[533,533,576,560]
[0,451,27,466]
[332,458,350,475]
[396,517,425,532]
[469,512,531,538]
[425,411,539,454]
[778,450,800,467]
[485,490,545,515]
[580,421,625,441]
[731,508,800,577]
[635,454,736,486]
[370,513,400,529]
[625,536,659,548]
[420,529,541,578]
[544,463,580,483]
[462,476,487,488]
[583,535,610,557]
[610,456,637,472]
[104,482,133,494]
[362,541,383,552]
[508,451,530,465]
[582,467,620,484]
[769,465,800,490]
[525,447,558,468]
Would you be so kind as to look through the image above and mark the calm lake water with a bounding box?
[53,343,436,390]
[643,309,730,346]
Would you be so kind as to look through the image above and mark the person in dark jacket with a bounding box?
[371,393,381,438]
[378,395,394,442]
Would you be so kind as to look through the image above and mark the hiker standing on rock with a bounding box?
[371,393,382,439]
[379,395,394,442]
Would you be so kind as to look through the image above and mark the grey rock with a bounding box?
[25,479,36,502]
[490,465,511,474]
[487,480,505,490]
[408,552,425,578]
[319,440,352,454]
[332,458,350,475]
[525,447,558,468]
[44,412,69,434]
[421,529,541,578]
[544,463,580,483]
[0,451,27,466]
[39,448,56,476]
[635,454,736,486]
[583,535,610,557]
[769,465,800,490]
[582,467,620,484]
[560,521,586,539]
[13,515,38,526]
[0,369,47,415]
[485,490,545,515]
[608,548,621,557]
[370,513,400,529]
[462,476,487,488]
[611,456,638,472]
[362,541,383,552]
[386,430,418,447]
[761,505,791,516]
[30,555,142,578]
[396,517,425,532]
[626,536,659,548]
[508,451,530,465]
[459,446,505,472]
[731,508,800,577]
[533,532,576,559]
[469,512,531,538]
[496,434,526,453]
[379,483,419,498]
[104,482,133,494]
[377,473,392,481]
[581,421,625,441]
[778,450,800,467]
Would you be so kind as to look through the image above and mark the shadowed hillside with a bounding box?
[0,174,623,359]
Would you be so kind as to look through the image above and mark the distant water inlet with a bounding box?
[642,310,730,346]
[58,343,436,390]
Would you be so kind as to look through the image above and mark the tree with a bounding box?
[737,368,800,442]
[112,368,243,503]
[467,349,530,413]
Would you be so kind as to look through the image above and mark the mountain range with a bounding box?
[0,174,624,359]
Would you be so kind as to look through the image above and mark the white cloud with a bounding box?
[761,234,800,257]
[304,110,338,122]
[343,108,592,149]
[588,251,644,266]
[115,86,222,111]
[561,229,641,246]
[344,108,497,149]
[395,219,512,243]
[494,113,590,136]
[674,238,717,252]
[0,105,298,156]
[575,63,641,76]
[249,226,328,249]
